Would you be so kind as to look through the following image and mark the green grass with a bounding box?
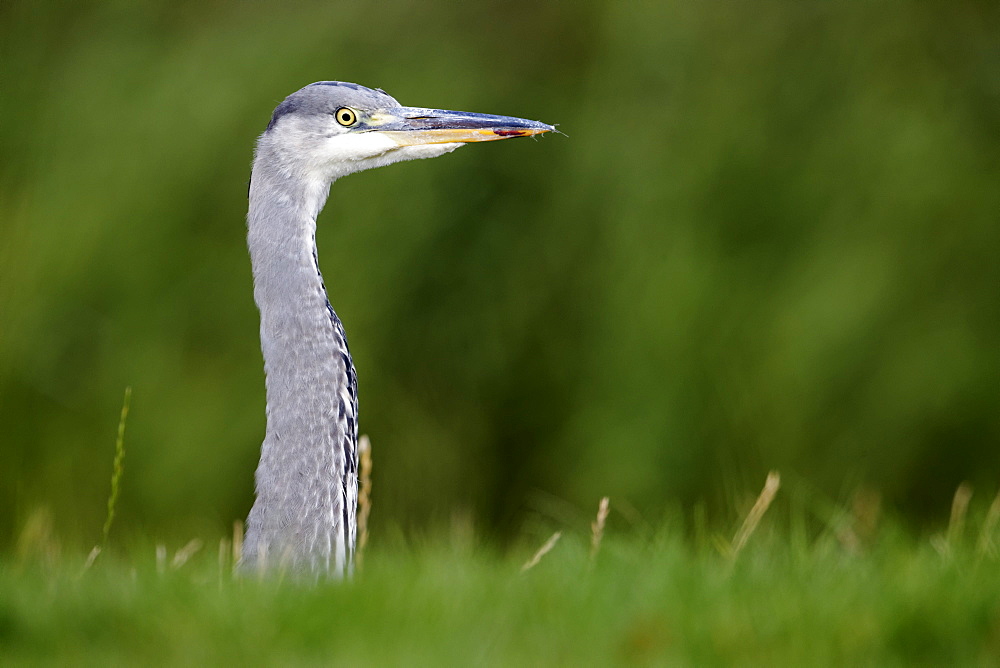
[101,386,131,549]
[4,504,1000,665]
[7,419,998,664]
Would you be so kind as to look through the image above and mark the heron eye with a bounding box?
[335,108,358,127]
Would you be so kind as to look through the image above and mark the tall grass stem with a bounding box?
[731,471,781,557]
[590,497,610,563]
[101,386,131,547]
[521,532,562,572]
[356,435,373,569]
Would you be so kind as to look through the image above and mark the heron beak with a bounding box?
[370,107,554,145]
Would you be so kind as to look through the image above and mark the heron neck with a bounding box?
[246,162,334,379]
[244,153,353,575]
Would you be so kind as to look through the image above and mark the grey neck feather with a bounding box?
[241,136,358,577]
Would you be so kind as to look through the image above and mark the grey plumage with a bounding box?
[241,81,553,577]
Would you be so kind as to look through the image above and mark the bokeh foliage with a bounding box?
[1,0,997,548]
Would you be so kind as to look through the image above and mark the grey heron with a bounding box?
[241,81,553,576]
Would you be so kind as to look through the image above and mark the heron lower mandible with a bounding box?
[241,82,553,577]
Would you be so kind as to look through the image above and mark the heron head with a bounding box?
[258,81,554,182]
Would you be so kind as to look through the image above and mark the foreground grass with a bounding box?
[3,521,1000,665]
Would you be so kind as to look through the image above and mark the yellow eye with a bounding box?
[335,107,358,127]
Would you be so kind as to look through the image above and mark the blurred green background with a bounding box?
[1,0,997,550]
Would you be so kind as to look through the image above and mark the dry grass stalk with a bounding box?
[947,482,973,548]
[521,532,562,572]
[82,546,101,573]
[232,519,243,569]
[356,434,373,569]
[171,539,203,569]
[731,471,781,557]
[976,491,1000,557]
[156,544,167,574]
[590,497,610,562]
[218,537,231,577]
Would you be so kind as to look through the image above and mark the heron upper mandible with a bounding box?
[241,81,553,577]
